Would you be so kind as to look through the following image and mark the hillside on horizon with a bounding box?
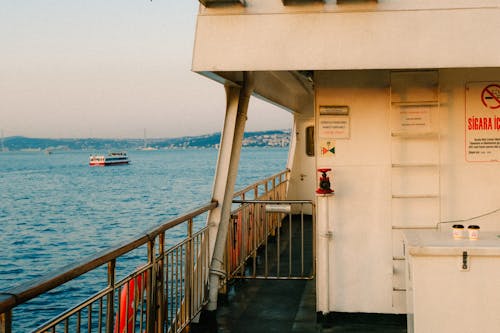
[1,130,291,151]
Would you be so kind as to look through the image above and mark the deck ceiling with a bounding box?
[199,70,314,116]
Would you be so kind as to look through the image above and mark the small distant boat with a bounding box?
[137,128,158,151]
[89,152,130,166]
[137,146,158,151]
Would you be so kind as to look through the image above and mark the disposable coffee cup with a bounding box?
[468,225,480,240]
[452,224,465,239]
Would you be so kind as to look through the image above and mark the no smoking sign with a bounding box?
[481,84,500,109]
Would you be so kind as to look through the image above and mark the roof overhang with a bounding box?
[193,8,500,72]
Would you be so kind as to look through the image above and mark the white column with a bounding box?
[206,72,254,311]
[316,193,335,313]
[206,84,241,261]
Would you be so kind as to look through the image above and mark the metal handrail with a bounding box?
[232,169,289,199]
[0,169,291,332]
[224,170,292,281]
[233,199,311,204]
[226,199,315,281]
[0,201,217,317]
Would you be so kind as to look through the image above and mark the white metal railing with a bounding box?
[0,169,292,333]
[0,202,216,333]
[222,169,315,281]
[226,200,315,281]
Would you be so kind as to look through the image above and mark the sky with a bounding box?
[0,1,291,139]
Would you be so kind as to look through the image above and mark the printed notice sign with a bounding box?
[396,107,431,133]
[466,82,500,162]
[318,116,350,139]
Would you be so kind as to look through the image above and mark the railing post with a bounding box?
[146,239,157,333]
[186,219,193,323]
[0,311,12,333]
[157,232,165,333]
[106,259,116,333]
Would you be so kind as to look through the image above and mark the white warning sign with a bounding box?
[466,82,500,162]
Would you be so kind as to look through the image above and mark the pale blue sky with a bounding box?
[0,1,290,139]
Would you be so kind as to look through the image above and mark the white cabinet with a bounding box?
[404,230,500,333]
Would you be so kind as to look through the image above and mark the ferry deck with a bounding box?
[191,217,407,333]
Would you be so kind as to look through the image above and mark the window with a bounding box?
[306,126,314,156]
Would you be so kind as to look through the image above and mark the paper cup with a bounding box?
[452,224,465,239]
[468,225,480,240]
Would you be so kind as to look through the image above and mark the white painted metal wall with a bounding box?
[314,68,500,314]
[193,1,500,72]
[287,117,316,204]
[193,0,500,316]
[315,70,394,313]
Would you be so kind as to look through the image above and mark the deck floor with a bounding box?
[191,214,407,333]
[192,278,407,333]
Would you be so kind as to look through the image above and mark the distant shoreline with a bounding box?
[1,130,290,151]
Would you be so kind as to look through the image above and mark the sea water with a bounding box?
[0,147,288,331]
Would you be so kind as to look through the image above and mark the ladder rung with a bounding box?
[392,194,438,199]
[391,132,439,138]
[392,226,437,230]
[391,101,439,106]
[392,163,439,168]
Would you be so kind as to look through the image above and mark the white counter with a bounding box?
[404,230,500,333]
[405,229,500,256]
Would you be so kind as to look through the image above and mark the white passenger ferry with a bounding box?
[89,152,130,166]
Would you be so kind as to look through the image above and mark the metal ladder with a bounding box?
[389,70,441,311]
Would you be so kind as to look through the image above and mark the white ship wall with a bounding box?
[314,68,500,314]
[193,0,500,316]
[287,117,316,204]
[193,1,500,72]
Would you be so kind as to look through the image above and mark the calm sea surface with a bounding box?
[0,147,287,331]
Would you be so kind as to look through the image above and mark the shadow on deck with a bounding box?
[191,214,407,333]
